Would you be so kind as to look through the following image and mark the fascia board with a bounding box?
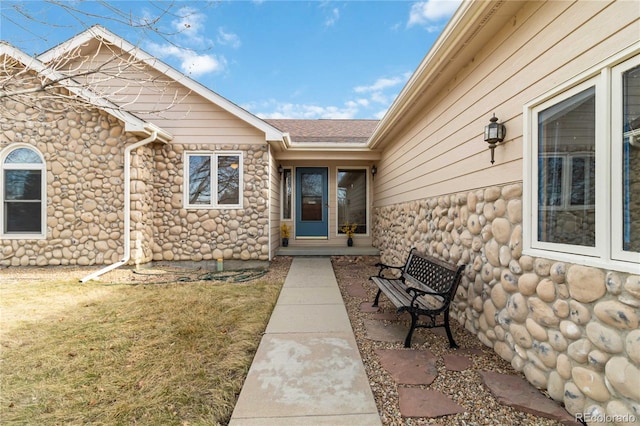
[38,26,283,142]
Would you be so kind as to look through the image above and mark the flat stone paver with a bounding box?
[346,283,369,298]
[375,349,438,385]
[480,371,582,426]
[443,354,472,371]
[397,388,465,418]
[363,319,426,345]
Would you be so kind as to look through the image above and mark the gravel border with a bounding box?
[331,255,564,426]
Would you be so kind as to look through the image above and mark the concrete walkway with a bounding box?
[229,257,381,425]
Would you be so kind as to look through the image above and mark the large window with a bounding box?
[525,51,640,271]
[1,145,46,238]
[184,152,242,209]
[337,169,367,235]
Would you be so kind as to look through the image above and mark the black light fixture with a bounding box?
[484,114,506,164]
[371,165,377,179]
[277,164,283,175]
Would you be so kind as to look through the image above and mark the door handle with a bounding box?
[325,203,329,208]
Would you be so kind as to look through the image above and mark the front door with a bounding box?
[295,167,328,238]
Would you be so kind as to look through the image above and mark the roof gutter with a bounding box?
[80,126,169,282]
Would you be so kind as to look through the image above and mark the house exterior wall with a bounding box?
[150,143,271,262]
[373,0,639,420]
[276,160,375,248]
[0,92,138,266]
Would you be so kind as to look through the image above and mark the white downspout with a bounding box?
[80,130,158,282]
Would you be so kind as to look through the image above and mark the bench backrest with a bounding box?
[402,249,465,302]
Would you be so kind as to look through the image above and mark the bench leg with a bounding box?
[444,310,459,349]
[404,312,418,348]
[372,289,382,308]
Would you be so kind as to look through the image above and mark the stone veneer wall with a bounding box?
[372,183,640,420]
[0,103,136,267]
[150,143,271,262]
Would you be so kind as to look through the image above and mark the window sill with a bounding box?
[522,247,640,275]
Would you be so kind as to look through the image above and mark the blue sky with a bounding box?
[1,1,461,119]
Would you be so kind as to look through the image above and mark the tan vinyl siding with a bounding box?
[65,47,266,145]
[269,148,281,259]
[374,0,638,207]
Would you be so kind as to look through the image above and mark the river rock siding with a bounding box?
[372,183,640,420]
[0,101,271,267]
[150,143,271,263]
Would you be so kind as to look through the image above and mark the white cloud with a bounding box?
[408,0,461,30]
[217,28,241,49]
[248,71,410,119]
[354,75,406,94]
[325,7,340,27]
[146,43,226,77]
[173,6,208,45]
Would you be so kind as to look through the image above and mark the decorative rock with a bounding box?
[586,322,623,353]
[594,300,639,330]
[566,265,606,303]
[605,272,623,295]
[533,341,557,368]
[536,278,557,302]
[587,350,609,372]
[494,341,514,362]
[557,354,572,380]
[523,363,547,389]
[533,258,552,277]
[526,318,548,342]
[500,270,518,293]
[571,366,610,402]
[518,273,540,296]
[492,218,511,244]
[549,262,566,284]
[563,382,586,416]
[507,293,528,323]
[623,275,640,299]
[528,297,560,327]
[552,299,569,318]
[491,281,508,308]
[547,371,565,402]
[568,339,592,363]
[626,329,640,364]
[605,357,640,401]
[559,320,582,340]
[569,300,592,325]
[547,330,568,352]
[510,323,533,348]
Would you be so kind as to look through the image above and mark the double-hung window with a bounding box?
[184,151,242,209]
[524,49,640,272]
[1,145,46,239]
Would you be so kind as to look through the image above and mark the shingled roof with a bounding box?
[265,119,379,143]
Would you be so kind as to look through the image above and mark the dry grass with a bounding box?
[0,259,290,425]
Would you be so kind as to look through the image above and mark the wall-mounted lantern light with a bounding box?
[371,165,377,179]
[484,114,506,164]
[277,164,283,175]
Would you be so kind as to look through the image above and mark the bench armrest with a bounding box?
[406,286,448,299]
[373,262,403,278]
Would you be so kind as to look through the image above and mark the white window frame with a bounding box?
[523,44,640,274]
[183,151,243,209]
[0,144,47,239]
[281,167,292,220]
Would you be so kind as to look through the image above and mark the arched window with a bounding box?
[1,145,46,238]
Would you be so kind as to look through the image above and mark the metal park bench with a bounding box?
[370,248,465,348]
